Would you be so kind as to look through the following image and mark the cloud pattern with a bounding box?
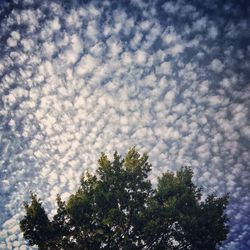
[0,0,249,249]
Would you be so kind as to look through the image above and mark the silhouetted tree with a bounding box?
[20,148,229,249]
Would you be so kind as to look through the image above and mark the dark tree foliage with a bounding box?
[20,148,229,250]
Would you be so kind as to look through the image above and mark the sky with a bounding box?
[0,0,249,249]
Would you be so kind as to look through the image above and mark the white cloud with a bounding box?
[76,54,99,76]
[208,26,218,39]
[193,17,207,31]
[21,39,34,51]
[172,103,187,115]
[155,61,172,75]
[107,39,123,58]
[163,29,178,45]
[50,17,61,31]
[164,89,176,107]
[210,59,224,73]
[7,34,19,47]
[143,24,162,49]
[122,51,133,66]
[140,20,152,31]
[65,10,81,28]
[208,95,222,107]
[240,126,250,138]
[162,2,180,14]
[11,31,21,40]
[134,50,147,65]
[167,43,185,56]
[90,43,105,57]
[86,20,99,42]
[43,41,56,58]
[130,32,143,49]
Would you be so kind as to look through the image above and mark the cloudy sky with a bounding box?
[0,0,249,249]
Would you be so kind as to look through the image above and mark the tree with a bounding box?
[20,148,229,250]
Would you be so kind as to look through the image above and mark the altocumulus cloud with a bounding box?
[0,0,250,249]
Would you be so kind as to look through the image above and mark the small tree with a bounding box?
[20,148,229,249]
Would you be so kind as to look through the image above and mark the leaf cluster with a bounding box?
[20,148,229,250]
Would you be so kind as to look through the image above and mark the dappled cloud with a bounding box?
[0,0,249,249]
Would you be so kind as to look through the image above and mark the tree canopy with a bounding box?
[20,148,229,250]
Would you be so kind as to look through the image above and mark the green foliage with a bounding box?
[20,148,229,250]
[20,192,53,249]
